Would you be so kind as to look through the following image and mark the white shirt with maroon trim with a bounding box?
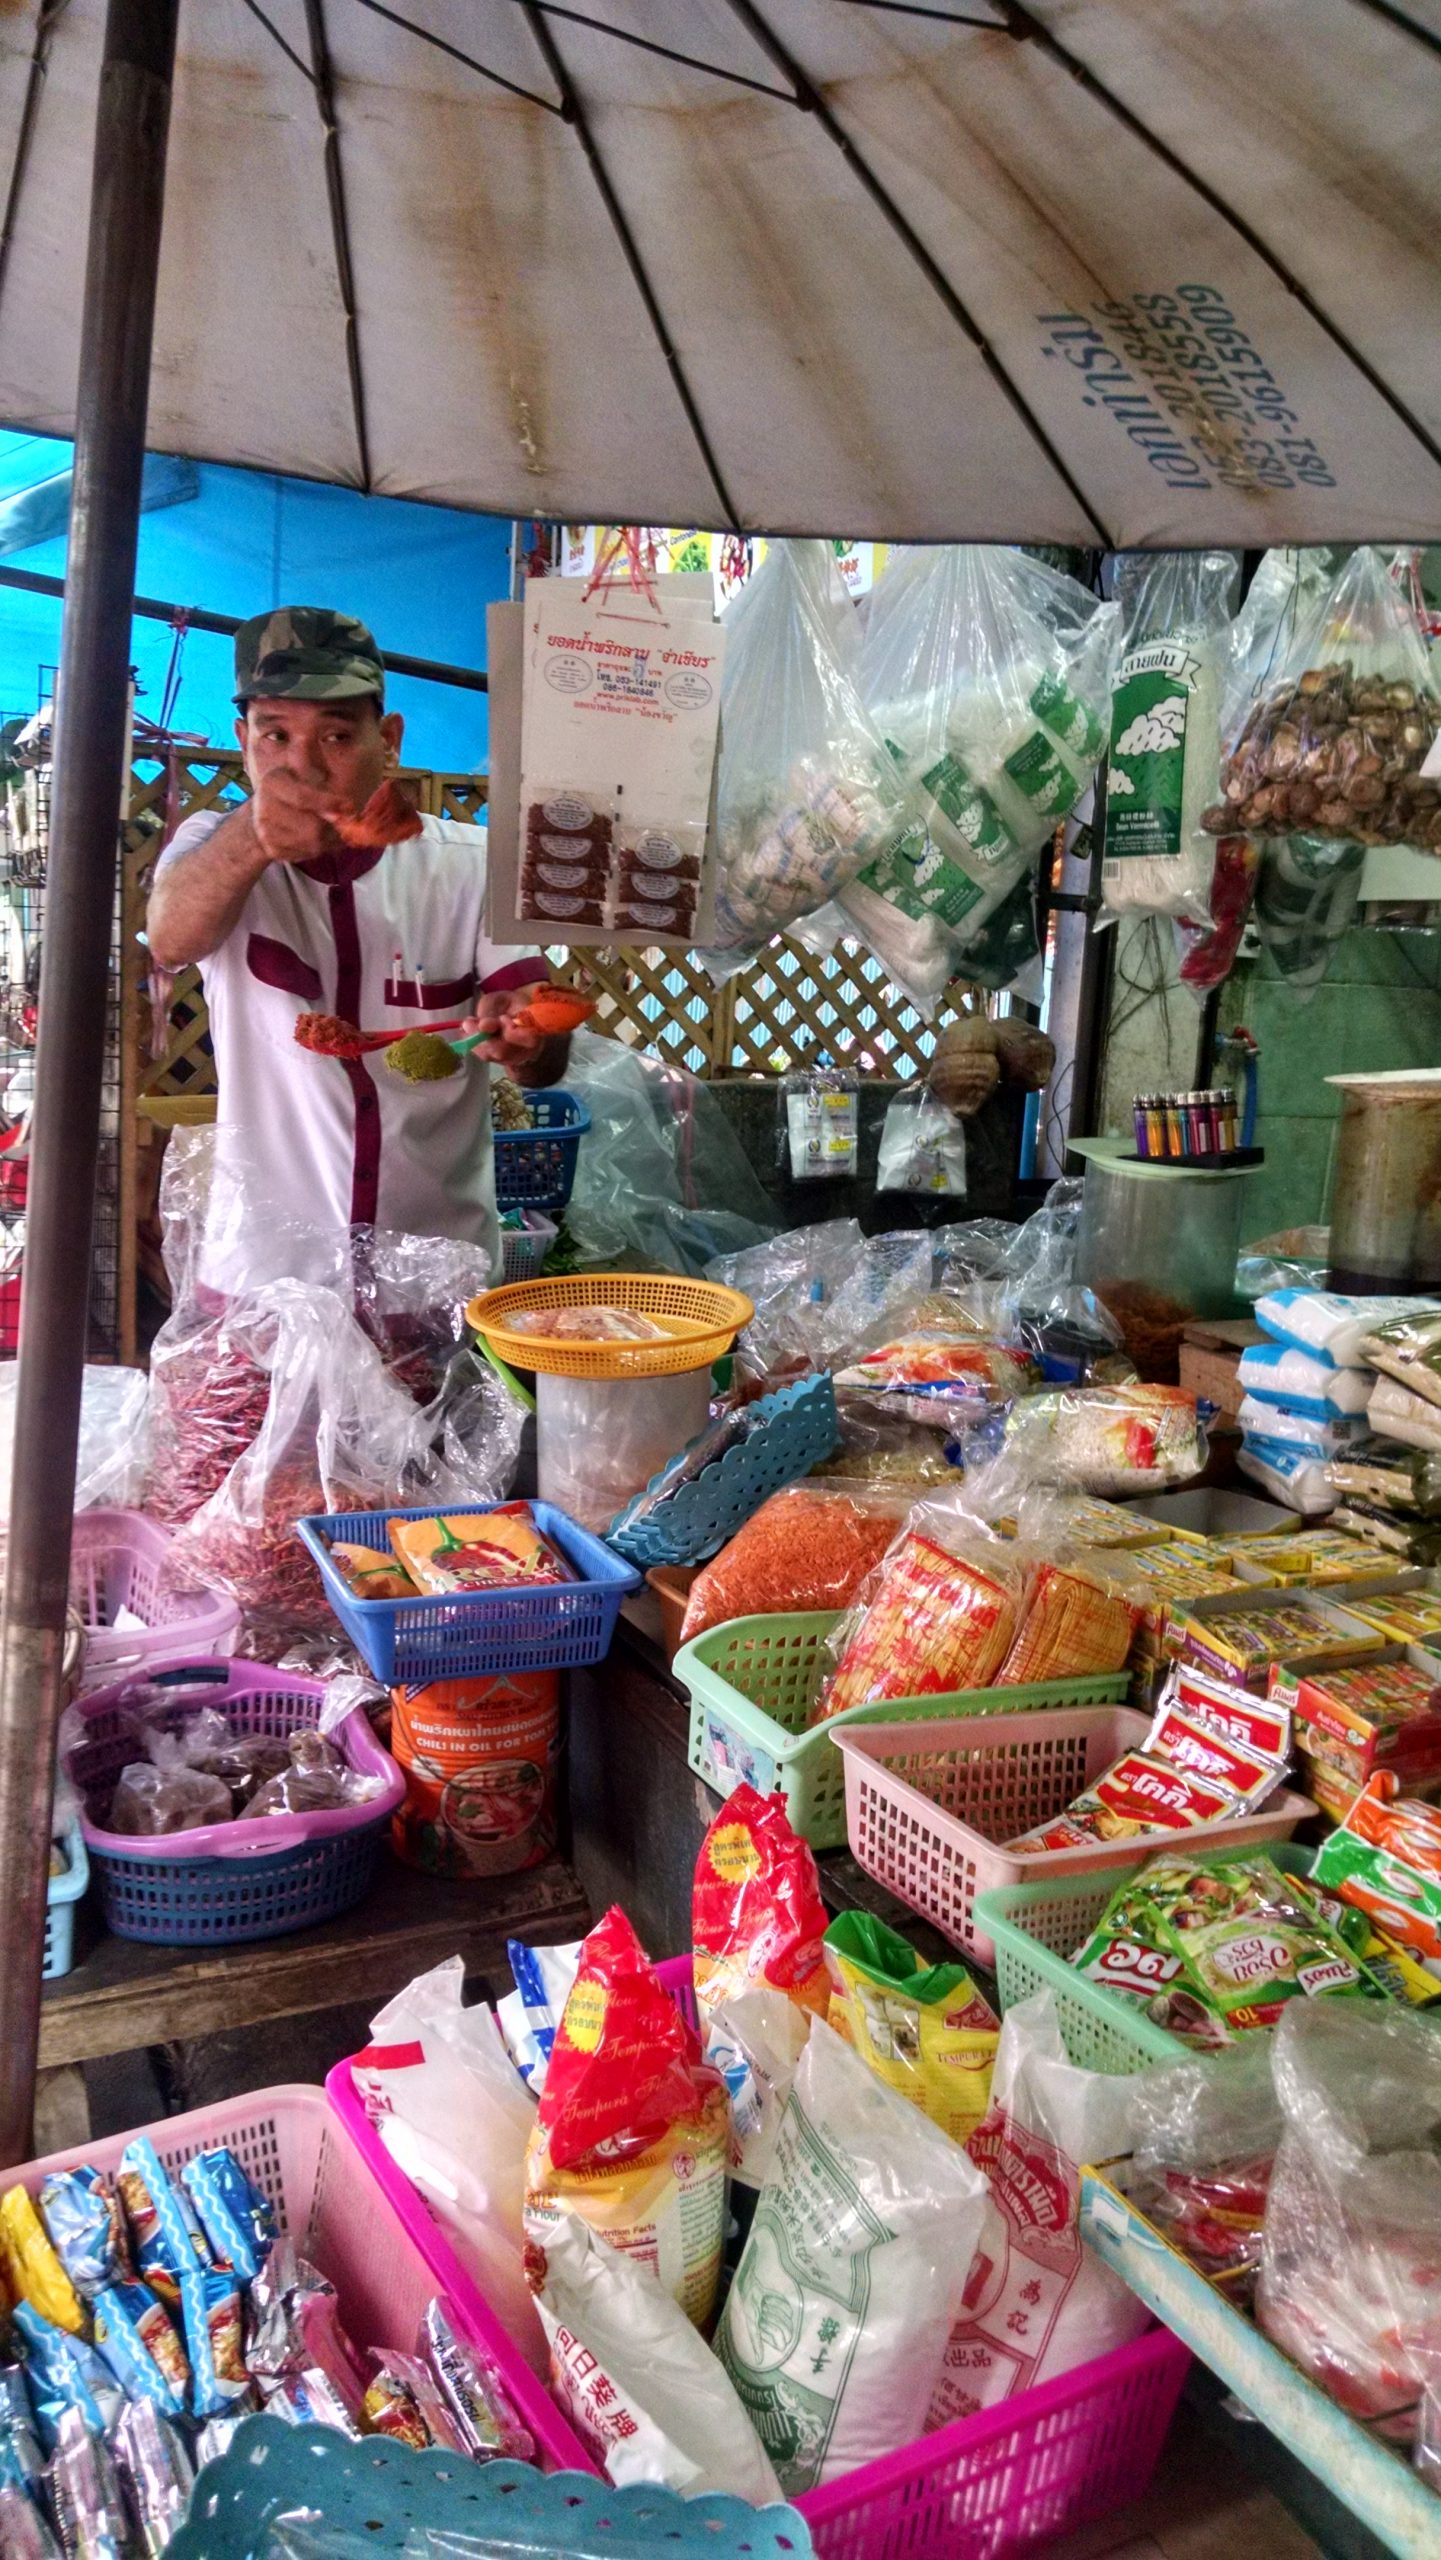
[157,811,541,1295]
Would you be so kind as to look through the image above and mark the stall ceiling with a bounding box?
[2,0,1441,546]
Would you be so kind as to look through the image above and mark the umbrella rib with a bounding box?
[519,3,742,529]
[1347,0,1441,60]
[301,0,373,493]
[723,0,1110,541]
[239,0,315,86]
[1003,0,1441,476]
[0,1,74,330]
[495,0,801,102]
[350,0,564,112]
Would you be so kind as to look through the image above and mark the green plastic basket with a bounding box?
[975,1840,1315,2074]
[675,1609,1130,1849]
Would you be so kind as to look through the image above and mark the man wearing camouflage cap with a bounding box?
[147,607,563,1292]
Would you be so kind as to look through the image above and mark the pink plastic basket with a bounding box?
[7,2084,571,2469]
[836,1706,1316,1967]
[70,1508,240,1686]
[328,1950,1191,2554]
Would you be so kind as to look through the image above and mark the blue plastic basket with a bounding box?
[174,2418,813,2558]
[43,1817,88,1979]
[297,1500,641,1683]
[608,1373,839,1568]
[492,1088,590,1211]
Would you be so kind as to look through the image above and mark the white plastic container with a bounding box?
[535,1368,712,1534]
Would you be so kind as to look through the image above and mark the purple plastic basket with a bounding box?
[62,1659,404,1946]
[71,1508,239,1687]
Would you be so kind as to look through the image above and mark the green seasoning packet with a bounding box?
[1070,1850,1386,2047]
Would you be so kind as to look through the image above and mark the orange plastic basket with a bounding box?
[466,1272,753,1378]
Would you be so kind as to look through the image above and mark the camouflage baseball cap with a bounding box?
[233,606,384,705]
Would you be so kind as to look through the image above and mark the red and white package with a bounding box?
[692,1783,830,2030]
[928,1989,1147,2423]
[1010,1754,1235,1854]
[1008,1662,1291,1852]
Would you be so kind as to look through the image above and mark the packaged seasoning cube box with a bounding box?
[1172,1594,1388,1693]
[1269,1647,1441,1822]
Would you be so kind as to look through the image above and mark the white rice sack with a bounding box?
[1238,1344,1372,1416]
[1237,1395,1369,1457]
[715,2016,987,2494]
[1238,1435,1338,1515]
[928,1990,1148,2423]
[1256,1287,1441,1369]
[709,1989,812,2193]
[533,2210,782,2504]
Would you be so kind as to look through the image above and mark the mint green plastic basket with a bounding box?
[675,1609,1130,1849]
[975,1840,1315,2073]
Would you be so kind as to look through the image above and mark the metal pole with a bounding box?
[0,0,178,2167]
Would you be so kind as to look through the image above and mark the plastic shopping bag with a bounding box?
[1103,550,1238,921]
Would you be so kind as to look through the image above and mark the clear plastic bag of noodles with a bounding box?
[800,547,1117,1013]
[705,539,906,966]
[816,1492,1026,1722]
[1102,550,1239,923]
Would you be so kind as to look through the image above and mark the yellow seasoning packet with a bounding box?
[823,1909,1000,2146]
[0,2184,85,2334]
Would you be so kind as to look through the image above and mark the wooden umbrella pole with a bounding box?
[0,0,179,2167]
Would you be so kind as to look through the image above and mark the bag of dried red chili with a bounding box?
[692,1782,830,2034]
[523,1907,729,2332]
[677,1483,907,1645]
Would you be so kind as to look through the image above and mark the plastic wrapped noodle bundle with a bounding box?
[996,1558,1139,1685]
[707,540,905,964]
[1103,550,1238,922]
[1001,1383,1208,1497]
[817,1503,1024,1721]
[810,546,1116,1014]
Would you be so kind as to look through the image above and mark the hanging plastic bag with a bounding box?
[1103,551,1238,921]
[875,1082,968,1197]
[707,540,905,963]
[1251,832,1366,989]
[818,547,1116,1013]
[1173,833,1261,999]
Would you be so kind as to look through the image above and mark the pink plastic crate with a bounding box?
[836,1705,1315,1966]
[70,1508,240,1686]
[329,1949,1191,2553]
[6,2083,567,2458]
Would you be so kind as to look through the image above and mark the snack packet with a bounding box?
[179,2148,278,2285]
[0,2190,85,2337]
[11,2303,122,2453]
[524,1908,729,2331]
[715,2018,988,2495]
[36,2172,131,2303]
[1070,1850,1385,2047]
[823,1908,999,2144]
[693,1785,829,2041]
[91,2283,190,2421]
[0,2483,57,2559]
[115,2141,210,2312]
[47,2405,128,2560]
[531,2209,781,2502]
[388,1504,575,1598]
[417,2298,534,2465]
[360,2351,464,2452]
[328,1542,417,1601]
[819,1522,1022,1722]
[0,2366,42,2502]
[108,2398,194,2556]
[246,2240,367,2418]
[831,1336,1030,1431]
[264,2368,361,2436]
[1312,1772,1441,1961]
[179,2263,248,2420]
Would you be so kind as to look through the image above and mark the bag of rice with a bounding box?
[1102,551,1237,923]
[524,1908,729,2331]
[927,1989,1148,2424]
[715,2017,988,2493]
[532,2209,782,2502]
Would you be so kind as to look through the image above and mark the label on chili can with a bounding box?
[389,1673,559,1877]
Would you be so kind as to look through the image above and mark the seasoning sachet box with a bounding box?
[1271,1649,1441,1822]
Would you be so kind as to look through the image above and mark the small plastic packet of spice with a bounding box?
[0,2189,86,2336]
[115,2141,210,2313]
[10,2305,122,2453]
[360,2350,464,2452]
[178,2148,277,2286]
[388,1504,575,1598]
[247,2241,367,2416]
[46,2406,128,2560]
[37,2171,132,2302]
[265,2366,361,2436]
[179,2263,249,2420]
[417,2298,535,2464]
[91,2282,190,2421]
[0,2482,58,2559]
[108,1764,234,1837]
[108,2397,194,2556]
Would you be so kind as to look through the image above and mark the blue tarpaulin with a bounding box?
[0,433,512,772]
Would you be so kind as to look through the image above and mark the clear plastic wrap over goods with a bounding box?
[1214,545,1441,856]
[1254,2000,1441,2436]
[818,1503,1025,1721]
[817,547,1117,1015]
[1125,2037,1281,2301]
[1102,550,1238,923]
[997,1383,1209,1497]
[707,539,905,962]
[677,1484,906,1644]
[560,1030,776,1278]
[0,1365,148,1524]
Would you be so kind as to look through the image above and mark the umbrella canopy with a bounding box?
[1,0,1441,547]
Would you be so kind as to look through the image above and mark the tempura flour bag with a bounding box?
[716,2018,987,2494]
[532,2210,782,2503]
[524,1908,729,2331]
[928,1990,1147,2424]
[693,1784,830,2030]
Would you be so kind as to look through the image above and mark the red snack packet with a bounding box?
[535,1907,713,2171]
[692,1784,830,2027]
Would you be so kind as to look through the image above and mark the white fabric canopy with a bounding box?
[2,0,1440,545]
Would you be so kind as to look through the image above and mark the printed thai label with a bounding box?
[1031,671,1103,761]
[928,2108,1080,2417]
[855,826,986,927]
[918,754,1018,864]
[715,2096,881,2494]
[1003,726,1082,816]
[1106,638,1202,859]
